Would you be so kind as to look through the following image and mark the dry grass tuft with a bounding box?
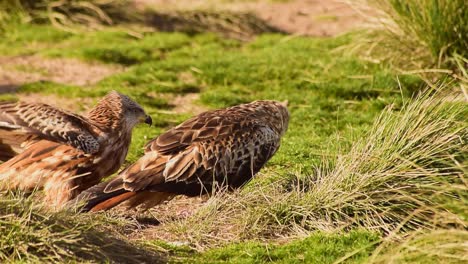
[341,0,467,83]
[0,192,163,263]
[160,90,467,249]
[0,0,136,32]
[1,1,282,40]
[370,229,468,263]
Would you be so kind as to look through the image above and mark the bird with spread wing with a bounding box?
[74,100,289,212]
[0,91,152,209]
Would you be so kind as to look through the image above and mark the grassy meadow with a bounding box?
[0,0,466,263]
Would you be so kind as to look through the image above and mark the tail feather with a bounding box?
[90,191,136,212]
[72,180,134,212]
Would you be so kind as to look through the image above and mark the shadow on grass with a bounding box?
[0,84,19,94]
[76,227,166,263]
[0,195,167,263]
[144,10,284,41]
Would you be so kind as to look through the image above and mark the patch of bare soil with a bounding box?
[20,93,96,114]
[134,0,367,37]
[0,55,123,93]
[0,55,123,112]
[172,93,208,115]
[171,71,208,114]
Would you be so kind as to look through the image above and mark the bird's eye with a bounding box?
[134,108,144,115]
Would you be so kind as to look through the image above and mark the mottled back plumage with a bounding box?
[0,91,151,209]
[75,100,289,212]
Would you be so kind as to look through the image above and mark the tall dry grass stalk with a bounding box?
[163,90,467,249]
[369,229,468,263]
[342,0,467,82]
[0,0,134,32]
[0,192,161,262]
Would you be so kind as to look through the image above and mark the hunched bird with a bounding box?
[0,91,152,209]
[74,100,289,212]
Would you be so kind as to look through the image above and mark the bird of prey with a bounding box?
[0,91,152,209]
[75,100,289,212]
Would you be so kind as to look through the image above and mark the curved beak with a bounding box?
[144,115,153,126]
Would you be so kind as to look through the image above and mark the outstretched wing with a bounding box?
[0,101,102,158]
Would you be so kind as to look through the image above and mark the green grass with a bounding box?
[349,0,467,82]
[159,91,466,248]
[371,229,468,263]
[0,24,424,169]
[183,230,379,264]
[0,12,465,263]
[0,0,136,33]
[372,0,467,59]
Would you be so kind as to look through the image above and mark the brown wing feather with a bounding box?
[0,101,102,154]
[98,111,246,194]
[145,111,239,154]
[104,123,270,196]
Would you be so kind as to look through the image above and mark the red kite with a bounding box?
[0,91,152,209]
[76,100,289,212]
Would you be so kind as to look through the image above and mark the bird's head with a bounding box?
[116,92,152,128]
[251,100,290,135]
[91,91,152,129]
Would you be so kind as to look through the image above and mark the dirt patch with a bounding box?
[0,55,118,112]
[0,55,123,92]
[19,93,96,114]
[134,0,367,37]
[171,93,208,115]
